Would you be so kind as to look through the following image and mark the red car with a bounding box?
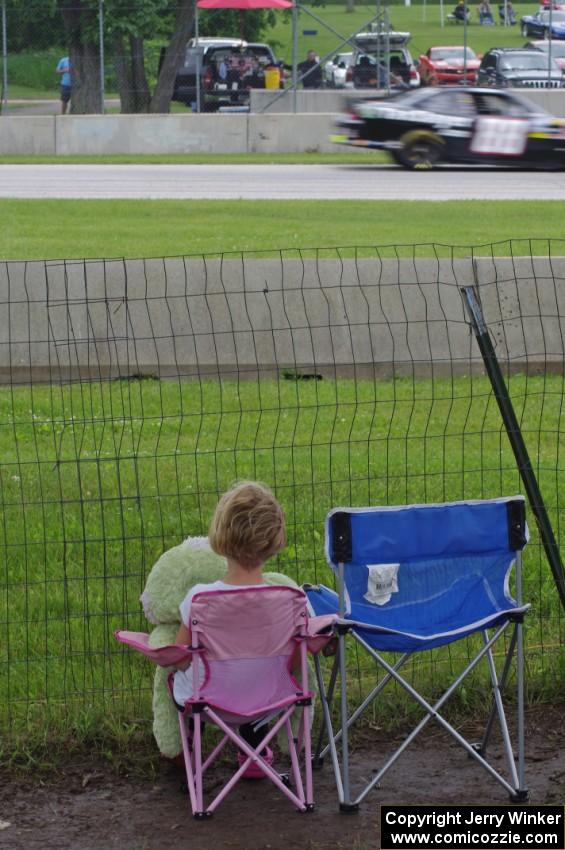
[418,46,480,86]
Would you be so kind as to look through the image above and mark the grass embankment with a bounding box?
[1,374,563,746]
[1,200,565,260]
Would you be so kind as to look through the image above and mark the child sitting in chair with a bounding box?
[173,480,286,777]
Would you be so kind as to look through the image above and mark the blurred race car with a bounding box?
[520,9,565,38]
[418,46,480,86]
[332,86,565,169]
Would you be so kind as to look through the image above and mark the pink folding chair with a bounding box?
[117,585,335,819]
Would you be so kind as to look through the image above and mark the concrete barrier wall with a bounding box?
[55,114,249,155]
[0,113,341,155]
[1,256,563,383]
[247,113,336,153]
[2,87,564,155]
[250,89,388,114]
[250,88,565,116]
[0,116,56,155]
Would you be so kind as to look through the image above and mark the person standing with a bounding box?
[298,50,322,89]
[56,56,71,114]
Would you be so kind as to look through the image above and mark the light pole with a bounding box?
[463,4,467,81]
[292,1,298,114]
[548,4,553,84]
[195,0,201,113]
[1,0,7,115]
[99,0,105,113]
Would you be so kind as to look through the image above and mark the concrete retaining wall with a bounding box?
[0,116,56,155]
[0,113,342,155]
[1,256,563,383]
[55,114,249,155]
[2,88,564,155]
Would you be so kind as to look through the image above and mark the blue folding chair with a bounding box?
[306,497,530,810]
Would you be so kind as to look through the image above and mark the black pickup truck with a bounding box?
[172,38,284,111]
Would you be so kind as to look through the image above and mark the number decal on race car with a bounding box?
[470,117,529,157]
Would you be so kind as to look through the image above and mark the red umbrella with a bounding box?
[196,0,292,44]
[197,0,291,7]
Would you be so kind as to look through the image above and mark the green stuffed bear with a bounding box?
[140,535,299,759]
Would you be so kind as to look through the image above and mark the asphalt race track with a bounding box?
[0,163,564,200]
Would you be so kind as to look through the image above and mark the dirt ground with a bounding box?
[1,703,563,850]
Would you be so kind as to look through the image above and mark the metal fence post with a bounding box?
[99,0,105,113]
[195,1,201,114]
[1,0,7,115]
[292,1,298,114]
[462,285,565,612]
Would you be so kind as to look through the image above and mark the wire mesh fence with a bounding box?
[1,241,564,742]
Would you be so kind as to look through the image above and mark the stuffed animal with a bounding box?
[140,536,299,759]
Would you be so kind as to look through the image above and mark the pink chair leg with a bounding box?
[205,708,308,813]
[302,705,314,807]
[285,717,305,804]
[178,713,197,814]
[193,713,204,814]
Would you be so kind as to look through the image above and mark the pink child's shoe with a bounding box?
[237,746,274,779]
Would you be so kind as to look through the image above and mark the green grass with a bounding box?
[6,47,65,93]
[6,46,118,97]
[4,84,58,100]
[0,372,563,741]
[1,200,565,260]
[0,152,386,165]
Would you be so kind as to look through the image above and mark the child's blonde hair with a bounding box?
[209,481,286,570]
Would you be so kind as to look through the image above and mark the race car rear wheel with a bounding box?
[397,131,444,170]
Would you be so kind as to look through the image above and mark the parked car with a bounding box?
[525,38,565,69]
[171,38,284,111]
[332,86,565,169]
[324,52,355,88]
[418,46,480,86]
[477,47,565,87]
[520,9,565,38]
[346,31,420,88]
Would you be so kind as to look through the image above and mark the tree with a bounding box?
[5,0,66,52]
[149,1,196,114]
[107,0,171,113]
[58,0,102,113]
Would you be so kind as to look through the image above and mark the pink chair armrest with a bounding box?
[115,630,193,667]
[306,614,337,654]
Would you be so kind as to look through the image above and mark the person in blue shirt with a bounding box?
[56,56,71,114]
